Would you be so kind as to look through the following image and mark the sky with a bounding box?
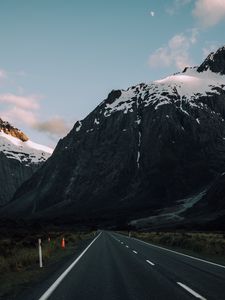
[0,0,225,148]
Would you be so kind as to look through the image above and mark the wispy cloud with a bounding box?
[0,70,71,141]
[149,29,198,70]
[166,0,192,15]
[34,117,70,136]
[158,0,224,71]
[0,69,27,85]
[1,107,37,127]
[0,69,7,80]
[0,93,40,110]
[1,102,71,139]
[193,0,225,27]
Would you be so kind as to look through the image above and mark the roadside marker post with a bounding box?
[61,237,65,249]
[38,238,43,268]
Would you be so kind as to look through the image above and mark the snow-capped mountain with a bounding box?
[2,46,225,229]
[102,61,225,119]
[0,118,53,205]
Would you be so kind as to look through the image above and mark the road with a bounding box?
[29,231,225,300]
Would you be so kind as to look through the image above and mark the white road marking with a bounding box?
[146,259,155,266]
[126,245,129,248]
[38,232,102,300]
[121,242,124,244]
[131,236,225,269]
[177,282,207,300]
[132,250,138,254]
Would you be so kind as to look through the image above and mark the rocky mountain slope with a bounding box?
[2,46,225,229]
[0,119,53,205]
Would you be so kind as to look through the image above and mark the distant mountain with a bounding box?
[2,46,225,229]
[0,118,53,205]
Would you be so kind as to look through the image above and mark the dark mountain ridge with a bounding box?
[2,46,225,229]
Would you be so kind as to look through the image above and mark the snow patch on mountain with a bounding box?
[0,131,53,165]
[155,68,224,98]
[104,89,136,117]
[102,68,225,117]
[75,121,82,132]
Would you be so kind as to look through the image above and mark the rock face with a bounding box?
[0,119,28,142]
[2,46,225,228]
[183,173,225,230]
[0,119,53,206]
[0,152,35,206]
[197,46,225,74]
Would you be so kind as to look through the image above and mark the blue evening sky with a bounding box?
[0,0,224,147]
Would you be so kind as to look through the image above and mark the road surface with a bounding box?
[27,231,225,300]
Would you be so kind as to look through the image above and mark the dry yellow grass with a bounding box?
[129,231,225,257]
[0,230,93,298]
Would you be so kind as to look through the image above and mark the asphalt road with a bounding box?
[31,231,225,300]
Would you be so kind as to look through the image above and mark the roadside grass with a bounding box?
[125,231,225,264]
[0,229,94,299]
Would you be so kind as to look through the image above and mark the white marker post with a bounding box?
[38,238,43,268]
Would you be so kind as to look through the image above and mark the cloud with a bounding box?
[0,69,27,87]
[1,107,37,127]
[166,0,192,15]
[150,11,155,17]
[193,0,225,27]
[0,69,7,80]
[188,27,198,44]
[0,91,70,139]
[0,93,40,110]
[34,117,70,136]
[2,105,70,138]
[0,68,70,144]
[149,29,198,70]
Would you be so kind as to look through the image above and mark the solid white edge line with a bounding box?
[129,236,225,269]
[146,259,155,266]
[38,232,102,300]
[177,282,207,300]
[132,250,138,254]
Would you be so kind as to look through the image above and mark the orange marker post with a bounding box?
[61,237,65,249]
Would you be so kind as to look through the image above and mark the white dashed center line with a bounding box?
[146,260,155,266]
[177,282,207,300]
[113,233,210,299]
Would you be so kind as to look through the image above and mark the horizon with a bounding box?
[0,0,225,147]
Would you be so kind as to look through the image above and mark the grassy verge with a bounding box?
[0,228,94,299]
[124,231,225,265]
